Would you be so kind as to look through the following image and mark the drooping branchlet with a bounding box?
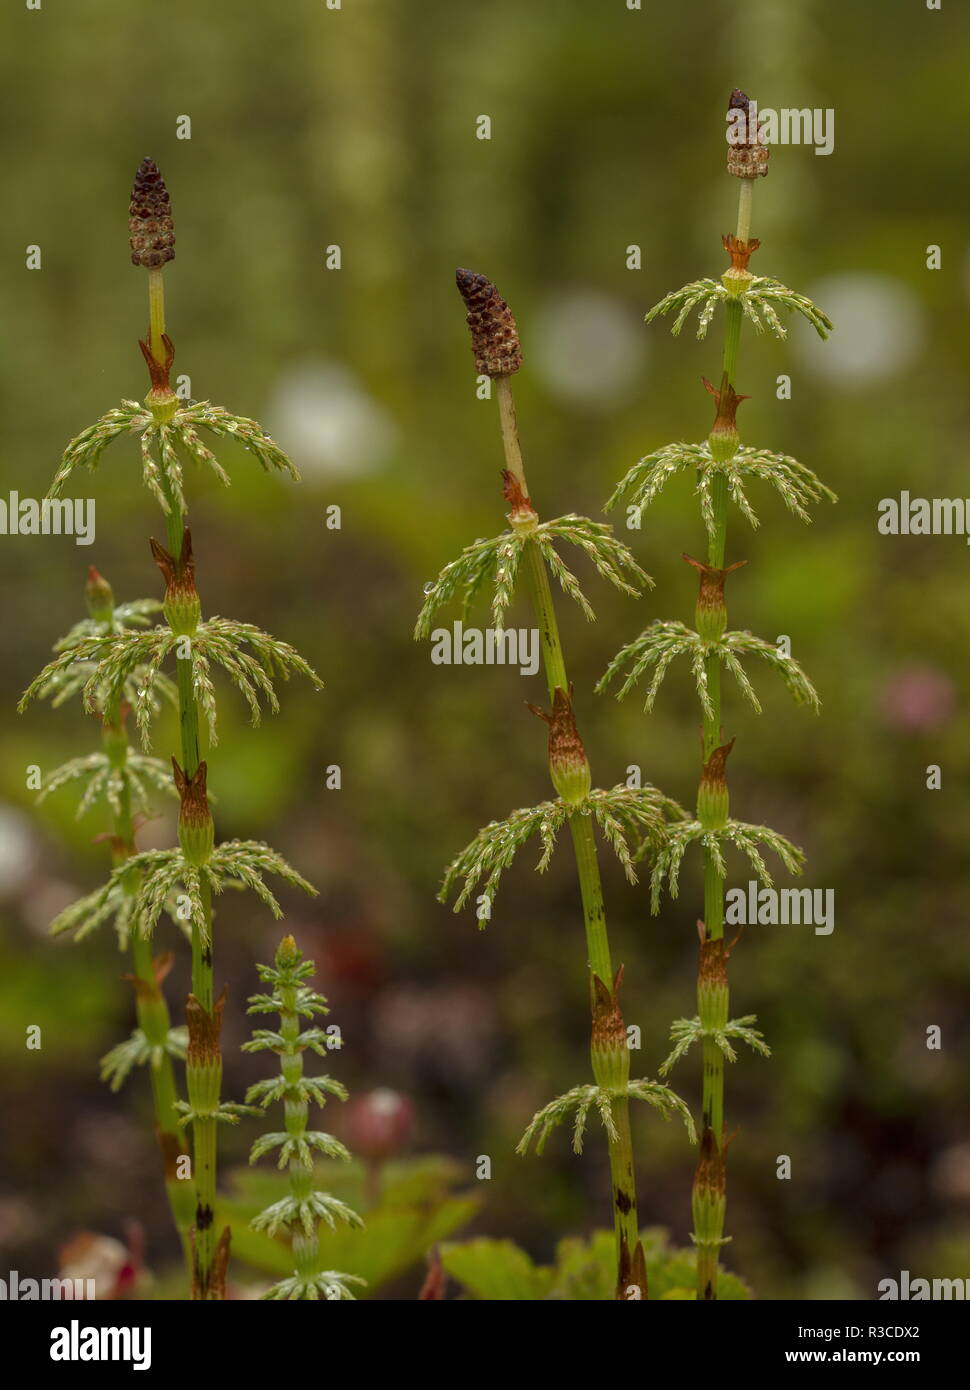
[129,157,175,268]
[455,268,523,377]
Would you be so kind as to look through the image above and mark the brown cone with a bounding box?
[129,157,175,268]
[455,268,523,376]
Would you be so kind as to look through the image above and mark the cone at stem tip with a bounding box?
[129,158,175,268]
[726,89,769,179]
[455,268,523,377]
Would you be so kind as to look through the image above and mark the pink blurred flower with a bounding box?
[346,1088,414,1163]
[58,1223,144,1299]
[880,664,956,733]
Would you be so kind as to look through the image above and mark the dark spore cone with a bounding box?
[129,157,175,268]
[455,268,523,377]
[726,89,769,178]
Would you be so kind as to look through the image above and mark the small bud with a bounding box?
[683,554,747,641]
[173,757,214,865]
[455,268,523,377]
[150,528,200,635]
[275,934,302,971]
[590,966,630,1092]
[697,736,735,829]
[703,374,748,463]
[527,685,591,806]
[129,157,175,268]
[726,90,769,180]
[85,566,115,623]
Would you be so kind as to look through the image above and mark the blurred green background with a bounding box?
[1,0,969,1299]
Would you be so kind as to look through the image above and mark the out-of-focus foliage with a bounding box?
[2,0,970,1300]
[223,1157,479,1296]
[442,1229,751,1301]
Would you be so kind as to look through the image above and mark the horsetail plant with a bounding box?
[243,935,365,1300]
[31,567,193,1268]
[602,91,835,1298]
[20,158,322,1299]
[416,270,694,1299]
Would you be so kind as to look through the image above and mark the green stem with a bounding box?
[148,267,167,367]
[693,177,753,1299]
[496,374,643,1296]
[567,813,612,986]
[156,422,220,1298]
[280,988,319,1277]
[522,536,568,703]
[103,695,194,1277]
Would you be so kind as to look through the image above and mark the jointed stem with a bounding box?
[495,374,643,1296]
[153,295,221,1296]
[104,692,194,1277]
[694,178,753,1299]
